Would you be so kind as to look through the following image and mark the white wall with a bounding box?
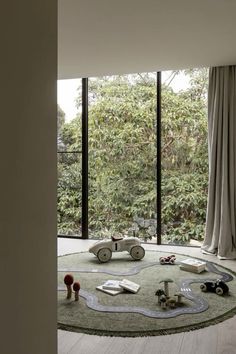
[0,2,57,354]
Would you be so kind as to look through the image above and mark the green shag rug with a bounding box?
[58,251,236,337]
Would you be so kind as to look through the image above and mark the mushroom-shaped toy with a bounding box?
[174,292,185,305]
[166,297,176,308]
[155,289,166,304]
[73,281,80,301]
[159,278,174,298]
[64,274,74,299]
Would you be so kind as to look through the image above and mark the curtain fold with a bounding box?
[202,66,236,259]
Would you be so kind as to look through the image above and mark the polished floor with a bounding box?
[58,238,236,354]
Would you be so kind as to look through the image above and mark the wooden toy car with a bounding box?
[89,236,145,263]
[159,254,176,265]
[200,280,229,295]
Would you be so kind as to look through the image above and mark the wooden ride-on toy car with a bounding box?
[159,254,176,265]
[200,280,229,295]
[89,236,145,263]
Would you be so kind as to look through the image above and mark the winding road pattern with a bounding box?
[58,261,234,318]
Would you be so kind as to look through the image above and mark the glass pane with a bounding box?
[57,153,82,236]
[88,74,157,241]
[57,79,82,236]
[161,69,209,245]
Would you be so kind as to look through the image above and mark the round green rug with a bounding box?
[58,250,236,337]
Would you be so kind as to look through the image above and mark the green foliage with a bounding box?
[87,76,156,236]
[162,171,208,244]
[57,156,82,235]
[57,70,209,243]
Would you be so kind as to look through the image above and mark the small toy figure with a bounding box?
[166,297,176,308]
[64,274,74,299]
[155,289,166,304]
[159,255,176,265]
[159,294,167,308]
[73,282,81,301]
[200,279,229,295]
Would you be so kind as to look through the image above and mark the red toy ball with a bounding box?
[64,274,74,286]
[73,282,80,292]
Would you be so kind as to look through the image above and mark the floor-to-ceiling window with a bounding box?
[88,74,157,240]
[57,68,208,245]
[161,69,208,245]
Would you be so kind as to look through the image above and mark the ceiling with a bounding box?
[58,0,236,79]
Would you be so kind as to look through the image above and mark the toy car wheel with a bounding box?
[169,258,175,264]
[160,258,165,265]
[97,248,112,263]
[130,245,145,260]
[200,283,207,292]
[215,287,224,296]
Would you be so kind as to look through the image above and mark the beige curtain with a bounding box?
[202,66,236,259]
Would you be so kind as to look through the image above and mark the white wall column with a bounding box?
[0,1,57,354]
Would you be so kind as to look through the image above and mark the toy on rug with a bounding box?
[159,278,174,298]
[166,297,176,308]
[155,279,187,309]
[200,279,229,295]
[159,294,167,308]
[155,290,177,309]
[174,292,185,304]
[73,282,81,301]
[89,236,145,263]
[159,254,176,265]
[155,289,166,303]
[64,274,74,299]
